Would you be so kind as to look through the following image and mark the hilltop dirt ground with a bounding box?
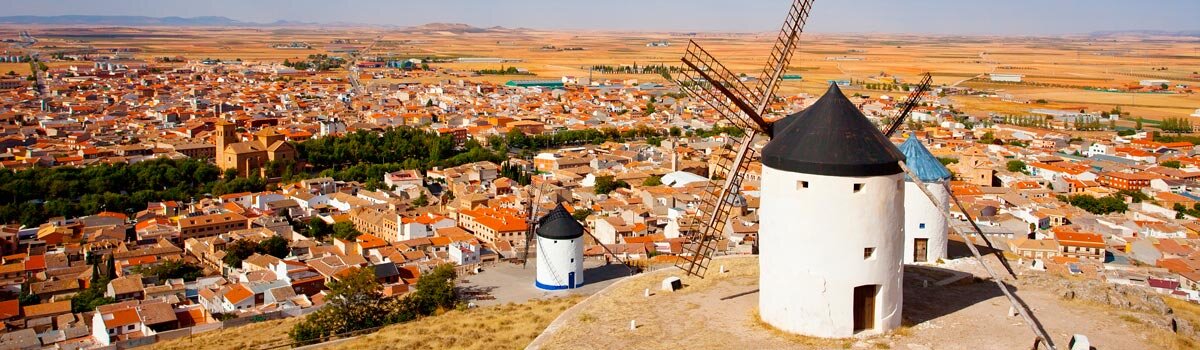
[2,25,1196,121]
[153,295,582,350]
[531,255,1191,350]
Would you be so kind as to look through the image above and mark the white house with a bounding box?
[401,213,455,241]
[1140,79,1171,87]
[91,308,146,346]
[220,283,257,312]
[384,169,424,189]
[990,73,1024,82]
[449,241,481,266]
[252,192,286,211]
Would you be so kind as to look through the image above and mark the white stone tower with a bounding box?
[535,203,585,290]
[758,84,906,338]
[898,135,951,264]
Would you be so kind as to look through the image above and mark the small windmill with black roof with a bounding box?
[533,203,586,290]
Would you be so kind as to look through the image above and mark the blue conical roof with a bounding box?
[898,134,952,182]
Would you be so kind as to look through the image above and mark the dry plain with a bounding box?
[3,25,1197,122]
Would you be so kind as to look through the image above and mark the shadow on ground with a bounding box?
[584,263,636,286]
[903,266,1009,325]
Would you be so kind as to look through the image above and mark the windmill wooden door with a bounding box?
[914,238,929,263]
[853,285,877,333]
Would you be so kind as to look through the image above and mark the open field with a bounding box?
[3,26,1198,119]
[0,63,31,76]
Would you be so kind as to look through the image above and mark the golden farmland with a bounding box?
[4,26,1198,119]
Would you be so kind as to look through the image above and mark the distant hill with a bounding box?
[0,16,525,32]
[1088,30,1200,38]
[400,22,491,33]
[0,15,317,27]
[0,15,244,26]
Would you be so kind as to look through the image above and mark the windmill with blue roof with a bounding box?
[898,134,952,264]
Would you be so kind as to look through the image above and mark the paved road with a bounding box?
[459,257,634,306]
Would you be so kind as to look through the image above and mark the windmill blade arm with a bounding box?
[897,160,1056,349]
[581,226,636,275]
[678,41,773,135]
[753,0,815,112]
[884,73,933,137]
[675,132,757,278]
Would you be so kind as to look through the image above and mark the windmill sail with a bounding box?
[673,0,815,279]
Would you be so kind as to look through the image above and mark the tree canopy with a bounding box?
[1006,160,1028,173]
[132,260,204,281]
[222,237,290,268]
[1058,194,1128,215]
[594,175,630,195]
[0,158,259,227]
[289,264,459,344]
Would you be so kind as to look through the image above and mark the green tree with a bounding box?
[259,236,290,259]
[1162,160,1183,169]
[571,208,593,222]
[222,239,260,268]
[593,175,630,195]
[70,285,114,313]
[1136,117,1144,130]
[411,193,429,207]
[410,264,458,315]
[642,175,663,187]
[332,222,362,241]
[289,267,386,344]
[1006,160,1027,173]
[979,131,995,144]
[105,254,117,280]
[306,218,332,239]
[17,282,38,306]
[1058,194,1128,215]
[132,260,204,281]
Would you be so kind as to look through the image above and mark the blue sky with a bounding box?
[5,0,1199,35]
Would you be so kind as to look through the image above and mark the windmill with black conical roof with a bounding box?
[674,0,1054,347]
[534,203,586,290]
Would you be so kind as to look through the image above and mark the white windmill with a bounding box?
[534,203,586,290]
[674,0,1057,347]
[898,134,952,264]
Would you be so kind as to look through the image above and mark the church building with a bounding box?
[214,119,297,177]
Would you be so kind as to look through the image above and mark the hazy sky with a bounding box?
[6,0,1199,35]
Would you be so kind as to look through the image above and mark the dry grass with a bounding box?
[749,308,853,349]
[0,63,31,76]
[153,296,581,350]
[1057,293,1200,350]
[328,296,582,350]
[1164,296,1200,327]
[153,317,299,350]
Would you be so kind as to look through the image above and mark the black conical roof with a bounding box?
[762,84,905,177]
[536,203,584,240]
